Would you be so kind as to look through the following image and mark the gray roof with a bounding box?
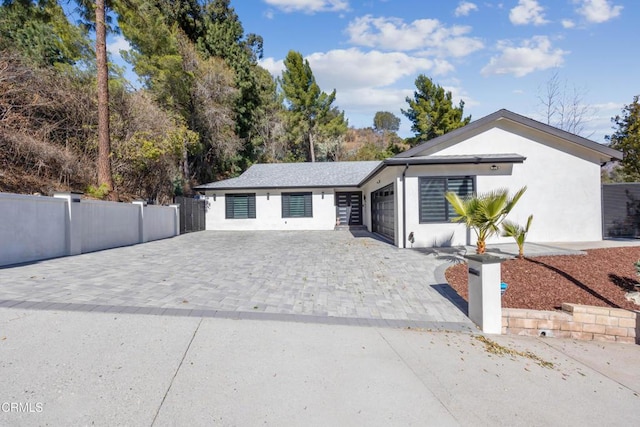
[194,161,382,190]
[395,109,622,161]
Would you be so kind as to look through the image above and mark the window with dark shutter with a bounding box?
[225,193,256,219]
[282,192,312,218]
[419,177,474,223]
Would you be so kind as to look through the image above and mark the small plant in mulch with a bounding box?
[474,335,554,369]
[502,214,533,259]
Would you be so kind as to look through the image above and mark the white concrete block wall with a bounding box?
[0,193,68,266]
[0,192,180,267]
[143,205,179,242]
[79,200,140,253]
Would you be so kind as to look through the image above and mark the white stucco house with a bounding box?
[194,109,622,248]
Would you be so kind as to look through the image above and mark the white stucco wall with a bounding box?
[204,188,360,231]
[399,121,605,247]
[0,193,68,266]
[80,200,141,253]
[143,205,179,242]
[0,192,179,267]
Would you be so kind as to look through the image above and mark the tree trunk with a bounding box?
[476,239,486,254]
[96,0,115,200]
[308,132,315,162]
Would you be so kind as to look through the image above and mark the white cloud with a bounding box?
[455,1,478,17]
[575,0,623,23]
[336,87,411,113]
[259,57,285,76]
[481,36,568,77]
[106,35,130,59]
[263,0,348,13]
[345,15,484,58]
[306,49,439,91]
[260,48,441,93]
[509,0,549,26]
[561,19,576,28]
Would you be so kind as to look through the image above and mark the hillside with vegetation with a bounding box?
[0,0,476,203]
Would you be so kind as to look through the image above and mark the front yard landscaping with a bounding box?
[445,246,640,311]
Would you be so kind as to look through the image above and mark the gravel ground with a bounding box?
[445,247,640,311]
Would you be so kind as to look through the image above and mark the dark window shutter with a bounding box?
[446,177,473,219]
[419,177,474,223]
[282,193,290,217]
[225,196,234,219]
[226,193,256,219]
[247,194,256,218]
[419,178,446,222]
[304,193,312,217]
[282,192,312,218]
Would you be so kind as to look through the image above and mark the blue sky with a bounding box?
[107,0,638,143]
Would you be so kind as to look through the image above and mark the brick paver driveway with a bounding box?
[0,231,474,330]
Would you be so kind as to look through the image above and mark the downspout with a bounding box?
[402,163,409,249]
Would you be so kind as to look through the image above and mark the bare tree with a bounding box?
[537,69,595,137]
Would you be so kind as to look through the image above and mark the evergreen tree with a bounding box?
[607,96,640,181]
[279,50,346,162]
[402,75,471,146]
[0,0,92,66]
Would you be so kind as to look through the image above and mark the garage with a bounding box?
[371,183,395,242]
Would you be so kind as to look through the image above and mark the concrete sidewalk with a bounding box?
[1,308,638,426]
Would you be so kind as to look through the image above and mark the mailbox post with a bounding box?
[464,254,505,334]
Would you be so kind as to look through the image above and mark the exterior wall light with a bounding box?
[490,165,500,171]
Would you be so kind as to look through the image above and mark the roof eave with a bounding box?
[194,184,364,191]
[383,155,526,166]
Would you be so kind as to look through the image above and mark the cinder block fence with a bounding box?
[0,192,179,267]
[503,303,639,344]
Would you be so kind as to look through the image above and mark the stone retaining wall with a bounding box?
[502,303,639,344]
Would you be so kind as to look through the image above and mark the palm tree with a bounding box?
[502,215,534,259]
[445,187,527,254]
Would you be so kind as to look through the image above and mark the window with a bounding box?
[282,192,313,218]
[419,177,474,223]
[225,193,256,219]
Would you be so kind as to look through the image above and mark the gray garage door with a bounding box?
[371,183,395,241]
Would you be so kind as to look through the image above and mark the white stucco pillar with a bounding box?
[464,254,504,334]
[53,192,83,256]
[133,201,147,243]
[170,204,180,236]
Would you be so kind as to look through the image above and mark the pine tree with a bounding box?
[607,96,640,181]
[279,50,346,162]
[402,75,471,146]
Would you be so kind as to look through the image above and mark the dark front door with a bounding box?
[336,192,362,226]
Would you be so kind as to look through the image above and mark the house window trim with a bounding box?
[418,176,475,224]
[225,193,256,219]
[282,192,313,218]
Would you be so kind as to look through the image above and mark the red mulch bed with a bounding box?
[445,247,640,311]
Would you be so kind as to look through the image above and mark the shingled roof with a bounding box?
[194,161,382,190]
